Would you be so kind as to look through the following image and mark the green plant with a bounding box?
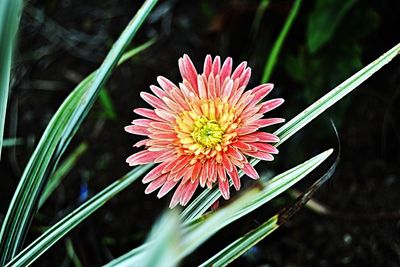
[0,0,399,265]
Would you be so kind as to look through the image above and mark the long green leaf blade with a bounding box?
[0,1,157,263]
[261,0,302,82]
[104,149,332,265]
[182,42,400,221]
[0,0,23,159]
[4,164,152,267]
[201,147,339,267]
[38,142,88,208]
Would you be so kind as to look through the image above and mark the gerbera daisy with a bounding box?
[125,54,284,208]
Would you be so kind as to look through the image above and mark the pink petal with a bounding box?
[220,57,232,81]
[246,132,279,143]
[217,164,227,182]
[221,79,234,100]
[169,182,186,208]
[162,96,182,113]
[258,98,285,114]
[149,133,176,140]
[232,141,252,151]
[203,54,212,77]
[226,147,245,161]
[211,56,221,76]
[154,109,176,121]
[131,119,152,127]
[170,156,191,173]
[218,172,230,200]
[231,61,247,80]
[242,163,259,179]
[221,152,234,172]
[198,75,207,99]
[249,142,279,154]
[126,150,164,166]
[157,76,176,92]
[140,92,167,109]
[200,160,209,187]
[134,108,163,121]
[149,121,174,131]
[190,161,202,183]
[155,150,176,163]
[180,179,199,206]
[207,73,216,98]
[249,118,285,128]
[142,162,168,183]
[145,174,167,194]
[150,85,167,99]
[157,179,179,198]
[182,54,199,89]
[243,151,274,161]
[238,68,251,88]
[125,125,151,136]
[236,126,259,136]
[248,83,274,106]
[227,167,240,190]
[133,139,149,147]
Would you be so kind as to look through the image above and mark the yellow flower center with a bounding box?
[191,117,224,148]
[175,98,239,162]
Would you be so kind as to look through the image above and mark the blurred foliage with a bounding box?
[284,1,380,122]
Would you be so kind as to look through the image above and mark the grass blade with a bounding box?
[201,147,339,266]
[104,149,332,264]
[103,191,259,267]
[38,142,88,208]
[261,0,302,82]
[275,42,400,145]
[4,164,153,267]
[108,211,182,267]
[200,215,278,267]
[0,0,23,159]
[182,42,400,221]
[0,1,157,263]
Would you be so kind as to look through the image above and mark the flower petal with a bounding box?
[242,163,259,179]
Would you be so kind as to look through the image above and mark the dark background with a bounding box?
[1,0,400,266]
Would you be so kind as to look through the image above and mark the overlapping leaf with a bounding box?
[0,0,157,264]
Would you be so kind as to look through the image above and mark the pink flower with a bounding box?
[125,55,284,208]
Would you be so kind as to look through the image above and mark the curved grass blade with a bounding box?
[261,0,302,83]
[103,191,259,267]
[0,0,23,159]
[38,142,88,208]
[105,149,333,264]
[108,211,182,267]
[0,1,157,263]
[182,42,400,221]
[201,146,339,267]
[4,164,152,267]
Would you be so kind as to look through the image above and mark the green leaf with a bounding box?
[103,190,259,267]
[0,0,23,159]
[183,42,400,220]
[0,0,157,263]
[307,0,357,53]
[2,138,23,147]
[106,149,332,266]
[65,238,83,267]
[4,164,153,267]
[261,0,302,82]
[39,142,88,208]
[200,215,279,267]
[99,88,118,120]
[201,146,339,266]
[107,211,182,267]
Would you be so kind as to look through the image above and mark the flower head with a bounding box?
[125,55,284,208]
